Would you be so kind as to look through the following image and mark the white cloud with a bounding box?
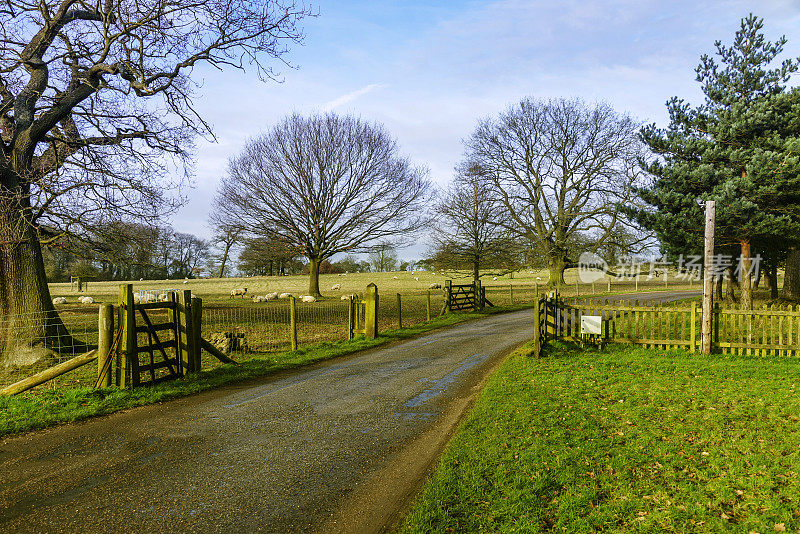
[321,83,385,111]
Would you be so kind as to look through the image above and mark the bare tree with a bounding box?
[430,162,517,284]
[466,98,646,284]
[368,242,398,272]
[0,1,311,363]
[214,113,431,296]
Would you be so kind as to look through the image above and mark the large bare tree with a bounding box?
[0,0,311,365]
[430,162,517,284]
[466,98,646,284]
[214,113,431,296]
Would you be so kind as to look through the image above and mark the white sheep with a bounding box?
[183,280,189,284]
[414,277,419,281]
[52,297,67,305]
[429,283,442,290]
[265,292,278,300]
[279,292,292,299]
[301,295,317,303]
[330,283,341,290]
[78,296,95,304]
[393,276,399,280]
[340,295,350,300]
[230,288,248,298]
[493,276,498,281]
[252,295,266,303]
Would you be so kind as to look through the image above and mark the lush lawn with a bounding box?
[400,342,800,533]
[0,305,530,439]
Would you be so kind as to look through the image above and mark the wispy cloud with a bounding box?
[321,83,385,111]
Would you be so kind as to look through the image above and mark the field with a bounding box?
[399,342,800,533]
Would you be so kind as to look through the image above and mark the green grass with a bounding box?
[399,342,800,533]
[0,305,526,439]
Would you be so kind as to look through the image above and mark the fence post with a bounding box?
[178,290,193,374]
[289,296,298,350]
[191,297,202,372]
[97,304,114,387]
[690,301,697,353]
[533,297,541,357]
[475,279,483,310]
[444,280,452,314]
[607,278,611,292]
[119,284,135,388]
[426,291,431,321]
[348,296,355,340]
[365,283,378,339]
[396,293,402,329]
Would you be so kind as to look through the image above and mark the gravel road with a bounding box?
[0,309,537,533]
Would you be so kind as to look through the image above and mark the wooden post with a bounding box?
[426,291,431,321]
[191,297,203,373]
[119,284,135,388]
[701,200,715,354]
[179,290,193,374]
[533,297,541,357]
[690,301,697,353]
[348,296,355,340]
[289,296,298,350]
[365,283,378,339]
[396,293,402,329]
[444,280,452,313]
[97,304,114,387]
[475,279,483,310]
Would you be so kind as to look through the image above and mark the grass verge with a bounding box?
[0,304,529,439]
[399,342,800,532]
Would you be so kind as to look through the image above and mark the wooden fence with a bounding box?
[533,294,800,357]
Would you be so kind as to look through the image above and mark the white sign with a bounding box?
[581,315,603,335]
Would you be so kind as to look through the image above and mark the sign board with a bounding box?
[580,315,603,335]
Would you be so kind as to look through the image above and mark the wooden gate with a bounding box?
[444,280,492,312]
[118,284,201,388]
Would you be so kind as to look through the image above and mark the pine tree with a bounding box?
[633,14,800,309]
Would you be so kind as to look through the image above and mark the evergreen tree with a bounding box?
[633,15,800,309]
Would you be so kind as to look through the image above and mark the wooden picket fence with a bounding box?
[533,294,800,357]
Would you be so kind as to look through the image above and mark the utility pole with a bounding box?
[701,200,715,354]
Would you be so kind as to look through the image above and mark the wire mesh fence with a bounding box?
[0,305,101,390]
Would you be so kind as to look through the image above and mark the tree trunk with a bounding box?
[784,248,800,300]
[766,264,778,299]
[0,210,82,367]
[472,259,480,286]
[739,239,752,311]
[725,266,738,303]
[548,257,566,286]
[217,241,233,278]
[308,257,322,297]
[715,274,723,300]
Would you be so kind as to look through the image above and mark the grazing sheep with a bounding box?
[393,276,399,280]
[52,297,67,305]
[279,292,292,299]
[330,283,341,290]
[252,295,266,303]
[183,280,189,284]
[340,295,350,300]
[265,292,278,300]
[414,277,419,281]
[230,288,248,298]
[429,283,442,290]
[301,295,317,303]
[78,296,95,304]
[493,276,498,281]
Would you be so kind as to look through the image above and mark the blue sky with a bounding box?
[170,0,800,260]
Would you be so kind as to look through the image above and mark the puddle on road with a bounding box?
[403,353,489,408]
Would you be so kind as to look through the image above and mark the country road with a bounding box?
[0,291,698,533]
